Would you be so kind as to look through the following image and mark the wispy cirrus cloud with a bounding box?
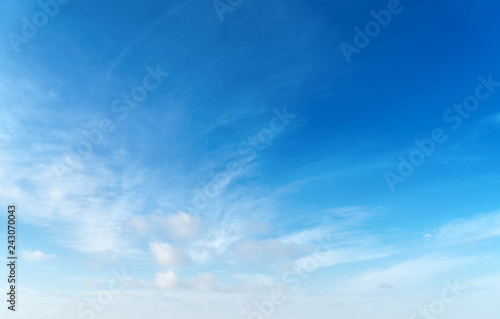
[337,254,475,295]
[425,211,500,246]
[21,250,57,262]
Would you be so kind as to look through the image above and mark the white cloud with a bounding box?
[150,242,190,266]
[154,270,183,289]
[191,272,220,292]
[122,211,204,243]
[82,278,104,288]
[278,207,377,247]
[338,255,473,294]
[279,226,333,246]
[433,211,500,245]
[0,134,148,256]
[163,212,202,240]
[289,246,394,273]
[233,238,302,261]
[189,225,243,263]
[124,215,151,234]
[45,307,60,315]
[233,273,277,286]
[21,250,57,262]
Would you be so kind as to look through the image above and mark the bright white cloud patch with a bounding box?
[21,250,57,262]
[150,242,190,266]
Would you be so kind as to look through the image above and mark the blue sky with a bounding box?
[1,0,500,318]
